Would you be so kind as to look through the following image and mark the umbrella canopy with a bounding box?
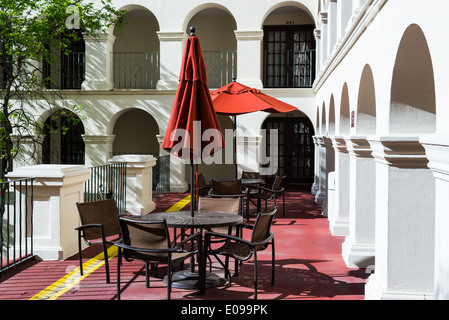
[210,80,298,115]
[162,29,224,160]
[210,80,298,177]
[161,27,224,215]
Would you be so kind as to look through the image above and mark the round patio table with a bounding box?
[141,210,243,293]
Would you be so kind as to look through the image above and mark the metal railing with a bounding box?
[263,49,316,88]
[203,50,237,88]
[84,163,127,214]
[44,52,85,89]
[1,178,34,275]
[112,52,160,89]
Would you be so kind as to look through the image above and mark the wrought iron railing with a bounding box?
[0,178,34,275]
[263,49,316,88]
[112,52,160,89]
[84,163,127,214]
[203,50,237,88]
[44,52,85,89]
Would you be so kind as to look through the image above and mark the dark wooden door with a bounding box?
[262,117,314,184]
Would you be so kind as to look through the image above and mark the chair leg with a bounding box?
[117,249,121,300]
[254,251,258,300]
[282,192,285,217]
[271,240,275,286]
[102,239,110,283]
[78,231,83,276]
[145,262,150,288]
[167,264,172,300]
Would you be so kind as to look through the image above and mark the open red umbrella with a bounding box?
[210,79,298,177]
[162,27,224,215]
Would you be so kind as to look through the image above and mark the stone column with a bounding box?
[82,33,116,90]
[7,165,91,260]
[156,31,187,90]
[109,155,157,216]
[322,136,335,217]
[311,136,320,195]
[365,136,435,300]
[329,136,350,236]
[327,0,338,56]
[234,30,264,89]
[82,135,115,167]
[315,136,327,205]
[342,136,375,268]
[421,135,449,300]
[319,11,328,68]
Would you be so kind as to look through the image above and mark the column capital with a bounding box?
[156,31,187,42]
[331,135,349,153]
[234,30,264,41]
[421,135,449,180]
[344,136,372,158]
[368,135,428,168]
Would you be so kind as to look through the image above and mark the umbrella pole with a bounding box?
[190,159,195,217]
[234,115,237,179]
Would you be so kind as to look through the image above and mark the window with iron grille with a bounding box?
[263,25,316,88]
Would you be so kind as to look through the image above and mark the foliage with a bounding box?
[0,0,125,179]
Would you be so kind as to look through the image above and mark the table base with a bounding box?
[163,270,224,289]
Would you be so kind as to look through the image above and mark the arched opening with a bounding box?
[186,7,237,88]
[390,24,436,134]
[329,95,336,135]
[112,109,160,156]
[339,83,350,135]
[262,5,316,88]
[356,65,376,134]
[112,6,160,89]
[42,110,85,164]
[262,110,315,185]
[321,102,327,135]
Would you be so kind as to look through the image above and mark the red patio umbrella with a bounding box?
[162,27,224,215]
[210,79,298,177]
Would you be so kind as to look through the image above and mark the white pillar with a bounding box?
[109,154,157,215]
[421,135,449,300]
[327,0,338,56]
[82,33,115,90]
[366,136,435,300]
[315,136,327,205]
[342,136,375,268]
[234,30,264,89]
[156,31,187,90]
[311,136,320,195]
[329,136,350,236]
[82,135,115,167]
[7,165,91,260]
[336,0,353,45]
[319,11,328,68]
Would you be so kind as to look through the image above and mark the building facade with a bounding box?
[11,0,449,299]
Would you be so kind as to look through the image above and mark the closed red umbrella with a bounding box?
[162,27,224,214]
[210,79,297,177]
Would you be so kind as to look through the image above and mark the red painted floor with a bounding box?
[0,186,368,303]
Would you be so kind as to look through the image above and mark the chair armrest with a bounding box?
[204,231,253,247]
[114,240,183,254]
[75,223,103,231]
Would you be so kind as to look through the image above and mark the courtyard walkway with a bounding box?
[0,186,368,304]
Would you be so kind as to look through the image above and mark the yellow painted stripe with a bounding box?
[29,195,191,300]
[166,195,191,212]
[30,246,118,300]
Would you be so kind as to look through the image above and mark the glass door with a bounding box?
[262,117,314,184]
